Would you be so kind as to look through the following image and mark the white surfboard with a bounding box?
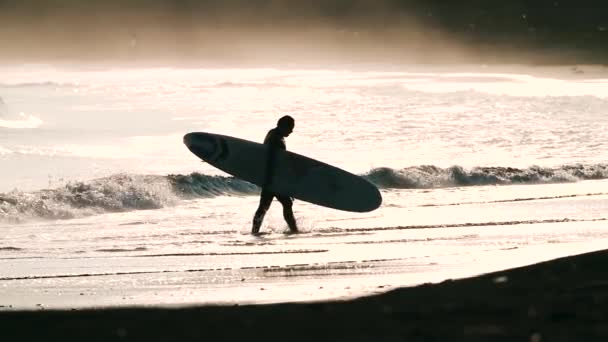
[183,132,382,212]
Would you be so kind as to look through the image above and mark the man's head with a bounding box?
[277,115,295,137]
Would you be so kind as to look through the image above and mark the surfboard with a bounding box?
[183,132,382,212]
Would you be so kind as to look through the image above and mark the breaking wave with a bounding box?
[0,173,258,223]
[1,164,607,222]
[364,164,608,189]
[0,96,43,129]
[0,81,77,88]
[0,174,177,223]
[211,81,289,88]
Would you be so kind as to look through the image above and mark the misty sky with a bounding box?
[1,0,606,64]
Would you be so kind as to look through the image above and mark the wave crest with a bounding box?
[168,172,259,197]
[364,164,608,189]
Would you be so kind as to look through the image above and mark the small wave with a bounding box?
[345,234,480,245]
[318,217,607,233]
[0,247,23,251]
[0,96,7,116]
[0,81,77,88]
[95,247,148,253]
[118,221,157,226]
[0,146,12,155]
[136,249,328,258]
[419,192,608,207]
[262,262,374,276]
[211,81,289,88]
[364,164,608,189]
[0,113,43,129]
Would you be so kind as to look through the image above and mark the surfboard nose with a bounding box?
[183,132,221,161]
[183,132,196,148]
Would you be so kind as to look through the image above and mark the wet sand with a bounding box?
[2,248,607,341]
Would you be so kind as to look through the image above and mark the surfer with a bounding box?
[252,115,299,235]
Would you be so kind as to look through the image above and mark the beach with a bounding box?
[2,248,607,341]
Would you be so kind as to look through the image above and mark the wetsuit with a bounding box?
[251,128,298,234]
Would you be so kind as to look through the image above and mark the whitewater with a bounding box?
[1,64,607,309]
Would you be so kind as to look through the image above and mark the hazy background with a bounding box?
[1,0,607,66]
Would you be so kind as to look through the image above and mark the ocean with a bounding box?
[1,64,607,309]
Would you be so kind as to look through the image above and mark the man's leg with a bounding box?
[252,189,274,234]
[277,195,298,233]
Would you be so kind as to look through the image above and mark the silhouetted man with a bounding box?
[252,115,299,234]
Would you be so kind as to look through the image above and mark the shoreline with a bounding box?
[2,248,607,341]
[2,61,608,83]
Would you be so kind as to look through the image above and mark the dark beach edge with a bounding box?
[2,248,607,341]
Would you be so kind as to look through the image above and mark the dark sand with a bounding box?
[2,249,607,341]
